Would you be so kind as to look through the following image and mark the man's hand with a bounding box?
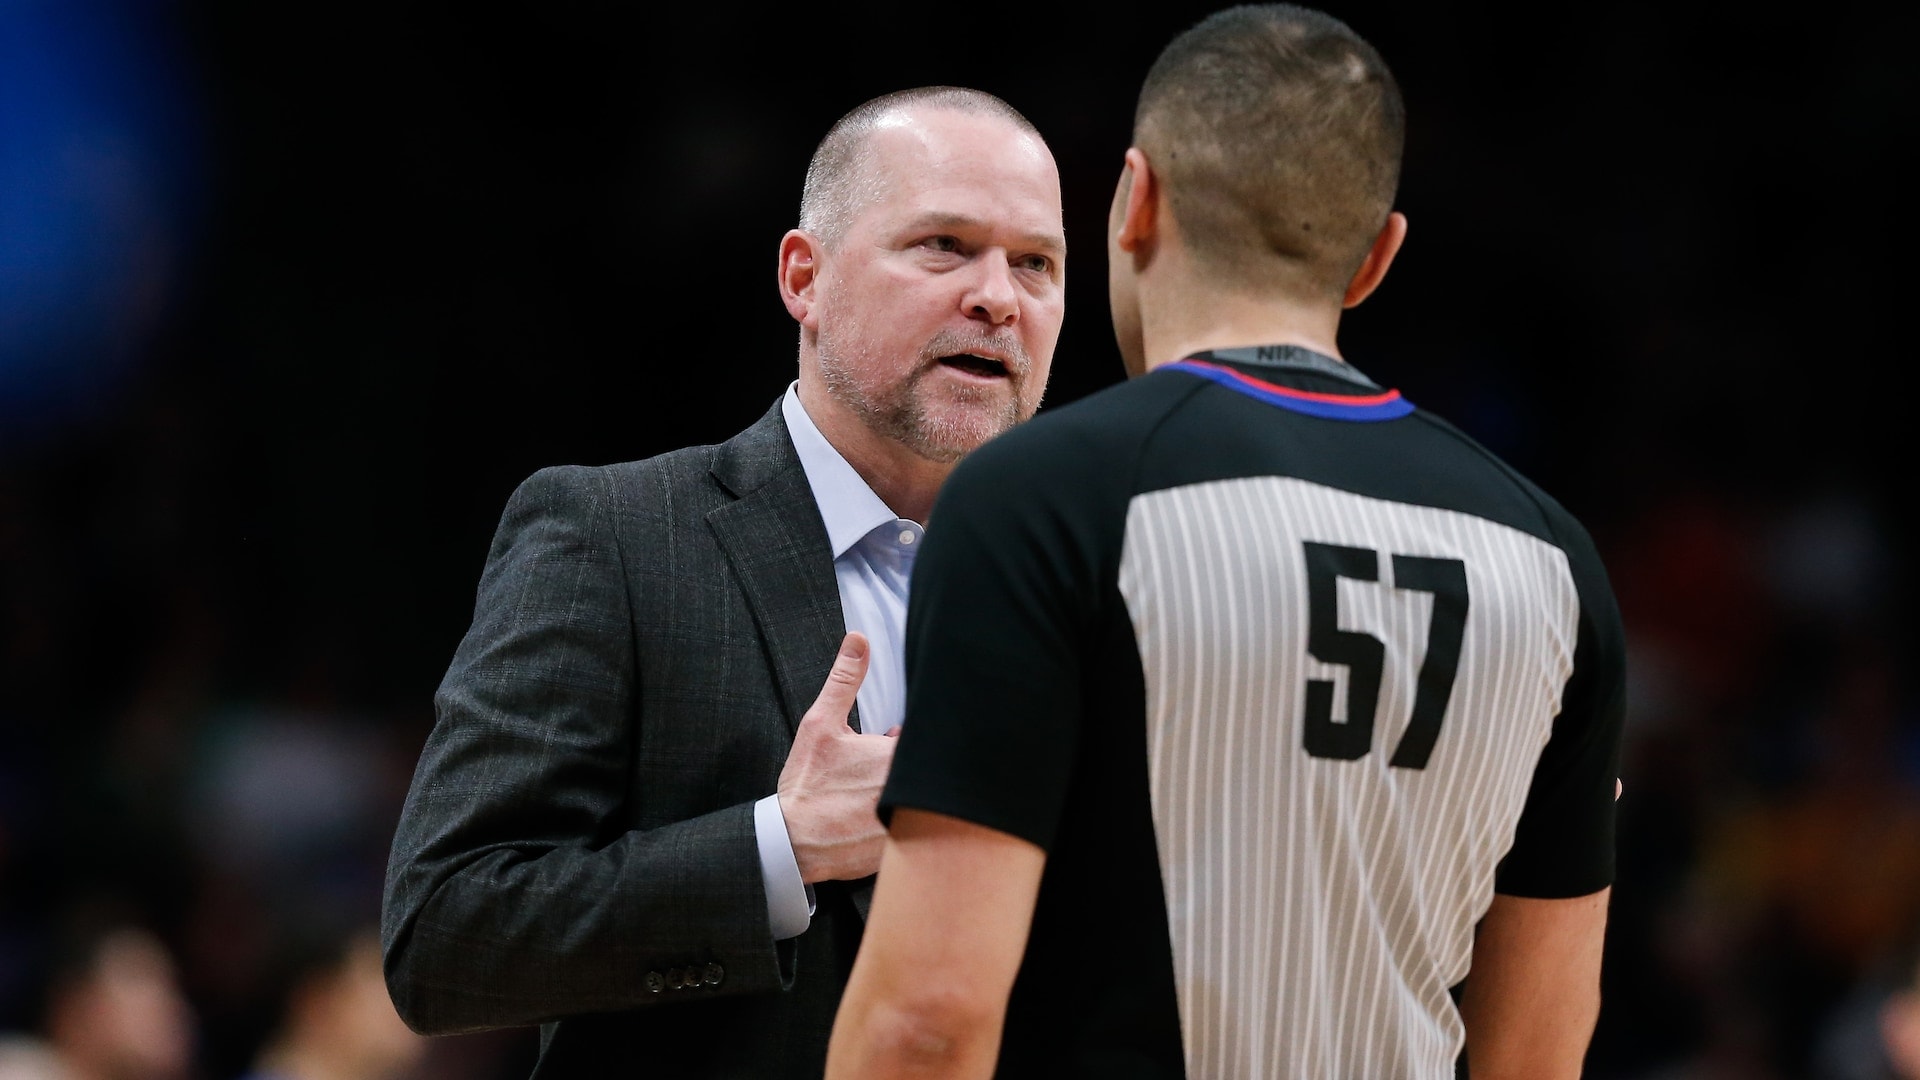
[778,632,899,883]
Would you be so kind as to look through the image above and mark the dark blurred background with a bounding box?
[2,1,1915,1077]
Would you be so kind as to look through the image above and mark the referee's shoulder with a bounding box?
[1408,405,1609,573]
[958,370,1194,480]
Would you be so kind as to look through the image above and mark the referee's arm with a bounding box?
[1459,886,1611,1080]
[825,810,1045,1080]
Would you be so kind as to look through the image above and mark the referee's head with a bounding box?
[1130,4,1404,306]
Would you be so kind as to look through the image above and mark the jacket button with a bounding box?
[703,962,725,987]
[645,970,665,994]
[667,967,686,989]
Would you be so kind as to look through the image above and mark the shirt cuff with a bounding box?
[754,794,815,941]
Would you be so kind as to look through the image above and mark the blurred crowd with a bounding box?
[3,2,1916,1078]
[1592,486,1920,1078]
[0,399,536,1078]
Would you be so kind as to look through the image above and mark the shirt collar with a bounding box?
[783,383,901,559]
[1196,344,1381,390]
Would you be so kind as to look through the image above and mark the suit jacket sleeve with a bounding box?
[381,463,791,1035]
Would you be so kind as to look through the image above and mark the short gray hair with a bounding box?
[798,86,1041,244]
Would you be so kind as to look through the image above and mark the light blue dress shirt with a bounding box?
[754,385,924,939]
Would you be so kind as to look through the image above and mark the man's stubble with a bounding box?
[815,322,1037,465]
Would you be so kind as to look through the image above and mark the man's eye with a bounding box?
[922,236,961,253]
[1020,255,1053,273]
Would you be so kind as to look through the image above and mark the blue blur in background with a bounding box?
[0,0,200,451]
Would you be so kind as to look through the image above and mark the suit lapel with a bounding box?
[708,399,877,922]
[706,400,858,735]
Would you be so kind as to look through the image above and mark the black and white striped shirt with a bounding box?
[882,346,1626,1079]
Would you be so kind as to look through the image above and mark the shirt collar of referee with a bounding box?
[1191,344,1383,391]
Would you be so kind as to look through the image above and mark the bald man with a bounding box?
[382,86,1066,1079]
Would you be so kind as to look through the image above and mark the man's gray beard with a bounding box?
[816,327,1033,464]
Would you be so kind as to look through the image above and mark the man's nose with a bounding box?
[963,252,1020,326]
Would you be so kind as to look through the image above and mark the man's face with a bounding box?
[806,108,1066,463]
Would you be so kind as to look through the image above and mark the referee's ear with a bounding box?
[1343,211,1408,310]
[1113,147,1160,259]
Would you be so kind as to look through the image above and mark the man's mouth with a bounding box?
[937,354,1010,379]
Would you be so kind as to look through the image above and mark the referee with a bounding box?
[828,5,1625,1079]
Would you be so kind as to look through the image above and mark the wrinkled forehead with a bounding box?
[853,108,1063,236]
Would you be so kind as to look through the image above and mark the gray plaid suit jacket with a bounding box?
[382,399,873,1077]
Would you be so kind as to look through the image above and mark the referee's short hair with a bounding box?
[1134,4,1404,301]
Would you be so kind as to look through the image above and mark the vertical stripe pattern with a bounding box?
[1116,476,1581,1079]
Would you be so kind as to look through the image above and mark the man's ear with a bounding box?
[1342,211,1407,309]
[778,229,823,325]
[1114,147,1159,259]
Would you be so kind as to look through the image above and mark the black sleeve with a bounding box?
[1493,525,1627,898]
[880,425,1122,852]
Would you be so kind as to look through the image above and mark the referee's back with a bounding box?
[884,345,1625,1077]
[843,6,1625,1078]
